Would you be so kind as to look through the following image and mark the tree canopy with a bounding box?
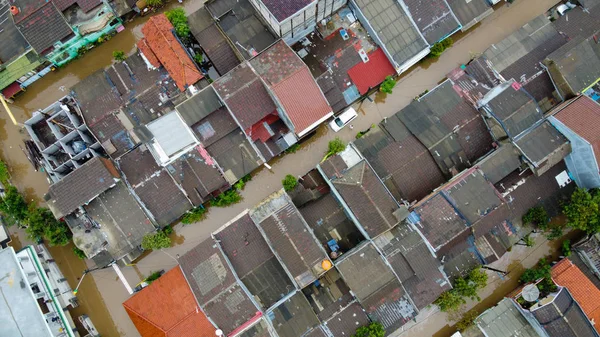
[141,231,172,250]
[353,322,385,337]
[563,188,600,234]
[166,8,190,38]
[26,205,70,246]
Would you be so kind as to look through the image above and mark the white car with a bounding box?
[329,107,358,132]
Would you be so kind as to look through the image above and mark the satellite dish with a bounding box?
[522,284,540,302]
[215,330,223,336]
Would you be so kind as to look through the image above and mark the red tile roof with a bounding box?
[251,41,332,137]
[554,95,600,168]
[137,38,161,69]
[348,48,396,95]
[123,268,215,337]
[552,258,600,329]
[141,14,203,91]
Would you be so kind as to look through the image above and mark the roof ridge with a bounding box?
[270,66,305,88]
[123,301,169,334]
[165,306,206,334]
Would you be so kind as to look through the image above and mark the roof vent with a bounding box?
[10,6,19,15]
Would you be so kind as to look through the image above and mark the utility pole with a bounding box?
[0,94,20,126]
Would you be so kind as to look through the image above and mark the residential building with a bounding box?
[138,14,203,91]
[267,292,320,337]
[251,40,333,138]
[400,0,460,44]
[302,267,356,322]
[0,246,79,337]
[551,258,600,332]
[322,302,370,337]
[349,0,429,74]
[145,111,200,166]
[460,298,544,337]
[446,0,493,32]
[248,0,319,44]
[123,267,216,337]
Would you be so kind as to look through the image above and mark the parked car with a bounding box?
[329,107,358,132]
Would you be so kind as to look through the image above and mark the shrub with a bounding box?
[145,271,162,284]
[181,207,207,224]
[380,76,396,94]
[523,234,535,247]
[166,8,190,38]
[0,160,10,185]
[323,137,346,161]
[285,143,300,154]
[562,239,571,257]
[0,185,29,223]
[234,174,251,191]
[163,225,174,236]
[282,175,298,192]
[73,247,87,259]
[141,231,171,250]
[523,206,549,229]
[519,258,557,293]
[430,38,454,57]
[194,53,203,64]
[352,322,385,337]
[211,189,242,207]
[146,0,162,6]
[26,205,70,246]
[456,310,479,332]
[113,50,126,62]
[545,227,564,241]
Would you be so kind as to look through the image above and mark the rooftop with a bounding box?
[214,212,295,309]
[146,111,199,165]
[374,223,451,310]
[71,70,121,124]
[411,193,468,251]
[551,6,600,40]
[188,8,241,76]
[0,247,53,337]
[251,40,332,137]
[401,0,460,44]
[514,121,570,170]
[531,287,599,337]
[179,238,261,336]
[323,302,370,337]
[176,86,224,126]
[52,0,102,12]
[205,127,263,184]
[470,298,539,337]
[353,123,445,203]
[551,259,600,330]
[251,190,330,288]
[213,62,277,131]
[301,267,354,321]
[123,268,215,337]
[0,8,29,64]
[545,33,600,95]
[348,48,397,95]
[47,157,118,218]
[446,0,493,31]
[329,159,401,239]
[552,95,600,168]
[438,230,482,279]
[268,292,320,337]
[258,0,314,22]
[141,14,203,91]
[352,0,427,71]
[13,1,74,54]
[477,144,522,185]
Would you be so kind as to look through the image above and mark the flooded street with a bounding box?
[0,0,565,336]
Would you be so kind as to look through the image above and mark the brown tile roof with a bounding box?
[123,268,215,337]
[141,14,203,91]
[552,259,600,329]
[413,193,468,251]
[251,41,332,136]
[53,0,102,12]
[13,1,74,54]
[554,95,600,168]
[137,38,161,69]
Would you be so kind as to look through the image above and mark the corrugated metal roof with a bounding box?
[147,112,198,158]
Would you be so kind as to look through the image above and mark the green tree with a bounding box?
[0,185,29,223]
[519,258,557,293]
[563,188,600,234]
[193,53,203,64]
[181,207,207,224]
[73,246,87,259]
[562,239,572,257]
[282,174,298,192]
[323,137,346,161]
[145,0,163,7]
[141,231,171,250]
[353,322,385,337]
[163,225,174,235]
[467,267,488,290]
[380,76,396,94]
[211,189,242,207]
[0,160,10,185]
[145,271,163,284]
[523,206,549,229]
[26,206,70,246]
[166,8,190,38]
[430,38,454,57]
[434,289,466,312]
[113,50,126,62]
[456,310,479,332]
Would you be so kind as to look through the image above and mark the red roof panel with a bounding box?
[554,95,600,168]
[141,14,203,91]
[348,48,396,95]
[137,38,161,69]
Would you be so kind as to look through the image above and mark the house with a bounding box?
[302,267,356,321]
[349,0,429,74]
[214,61,297,161]
[481,15,568,111]
[336,242,417,332]
[550,95,600,188]
[123,267,216,337]
[214,211,296,309]
[353,122,445,204]
[446,0,493,32]
[145,111,200,166]
[319,145,403,240]
[46,157,120,219]
[250,190,331,288]
[188,7,242,76]
[514,121,571,177]
[117,145,192,226]
[477,144,523,184]
[373,222,451,310]
[551,259,600,332]
[175,86,264,184]
[251,40,333,138]
[204,0,277,60]
[322,302,370,337]
[0,246,79,337]
[178,238,263,336]
[267,292,321,337]
[248,0,318,44]
[400,0,461,44]
[394,79,494,178]
[139,14,203,91]
[544,32,600,100]
[460,298,543,337]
